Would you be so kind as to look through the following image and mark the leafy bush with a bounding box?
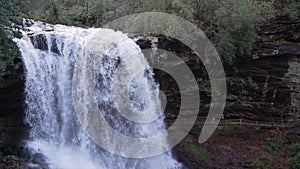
[0,30,20,71]
[292,143,300,153]
[169,0,274,66]
[227,76,259,101]
[274,0,300,18]
[37,0,62,24]
[265,137,283,152]
[286,2,300,18]
[36,0,171,27]
[33,0,275,67]
[289,143,300,169]
[0,0,22,78]
[290,152,300,169]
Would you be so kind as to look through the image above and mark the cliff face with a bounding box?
[139,15,300,123]
[0,15,299,135]
[231,15,300,122]
[0,77,25,156]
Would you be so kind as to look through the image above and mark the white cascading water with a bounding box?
[14,21,181,169]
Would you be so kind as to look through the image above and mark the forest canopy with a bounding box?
[0,0,299,79]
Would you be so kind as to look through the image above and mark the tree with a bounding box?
[0,0,22,77]
[169,0,274,67]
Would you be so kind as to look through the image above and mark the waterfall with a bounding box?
[14,21,181,169]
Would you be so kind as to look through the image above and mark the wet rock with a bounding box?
[32,153,47,166]
[43,27,54,32]
[0,80,25,159]
[30,34,48,51]
[0,78,24,118]
[0,155,23,169]
[29,33,60,54]
[23,19,35,27]
[16,15,300,125]
[128,34,157,49]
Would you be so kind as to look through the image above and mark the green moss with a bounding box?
[186,144,212,166]
[222,125,248,134]
[222,126,236,133]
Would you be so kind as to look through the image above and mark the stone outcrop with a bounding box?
[3,15,299,131]
[0,77,25,144]
[134,15,300,123]
[0,76,25,168]
[0,15,299,168]
[233,15,300,122]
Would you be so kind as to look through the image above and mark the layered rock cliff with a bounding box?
[0,15,299,139]
[135,15,300,123]
[232,15,300,122]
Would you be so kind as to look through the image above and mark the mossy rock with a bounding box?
[185,144,212,166]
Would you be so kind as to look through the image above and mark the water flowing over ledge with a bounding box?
[14,20,181,169]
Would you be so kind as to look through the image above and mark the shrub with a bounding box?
[169,0,274,66]
[37,0,62,24]
[290,152,300,169]
[0,30,20,71]
[274,0,300,18]
[292,143,300,153]
[265,137,283,152]
[0,0,22,78]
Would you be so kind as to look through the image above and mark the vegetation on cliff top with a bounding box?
[0,0,23,81]
[0,0,299,80]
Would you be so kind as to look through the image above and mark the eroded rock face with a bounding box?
[133,15,300,122]
[0,79,24,118]
[285,56,300,121]
[15,16,300,125]
[0,78,25,146]
[234,15,300,122]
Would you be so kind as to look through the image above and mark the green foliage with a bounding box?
[290,143,300,169]
[274,0,300,18]
[205,87,212,97]
[265,137,283,152]
[8,0,297,76]
[35,0,171,27]
[186,144,212,165]
[227,76,259,100]
[0,0,23,29]
[37,0,61,24]
[63,5,88,26]
[287,2,300,18]
[169,0,274,66]
[292,143,300,153]
[0,30,20,70]
[0,0,22,77]
[247,77,259,91]
[30,0,275,67]
[290,152,300,169]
